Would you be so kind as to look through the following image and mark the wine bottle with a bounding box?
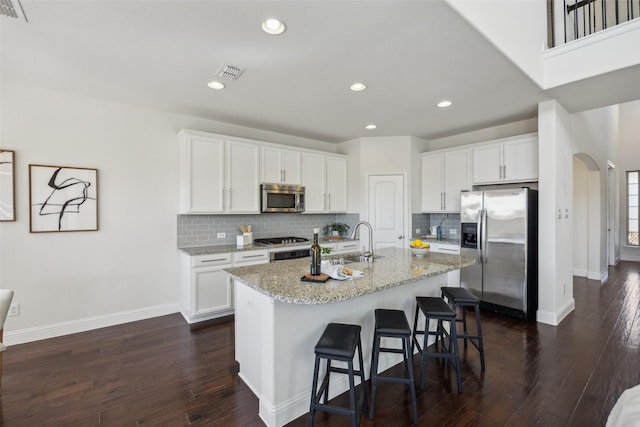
[310,228,321,275]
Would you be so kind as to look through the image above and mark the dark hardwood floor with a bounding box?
[2,261,640,426]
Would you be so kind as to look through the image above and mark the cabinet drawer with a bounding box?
[191,253,233,268]
[337,241,360,253]
[429,243,460,254]
[234,250,269,265]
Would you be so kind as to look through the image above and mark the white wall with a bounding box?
[537,99,575,325]
[411,136,429,213]
[543,20,640,88]
[573,157,589,276]
[0,83,333,344]
[570,105,619,279]
[617,101,640,261]
[340,136,415,246]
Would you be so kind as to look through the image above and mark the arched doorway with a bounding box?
[572,153,601,280]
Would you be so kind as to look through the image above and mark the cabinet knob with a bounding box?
[398,235,404,239]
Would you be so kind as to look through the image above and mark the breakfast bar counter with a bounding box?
[224,247,474,427]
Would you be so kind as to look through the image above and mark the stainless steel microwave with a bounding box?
[261,184,305,213]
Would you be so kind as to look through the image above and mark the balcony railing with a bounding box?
[563,0,640,43]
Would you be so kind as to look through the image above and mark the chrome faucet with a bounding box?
[349,221,374,262]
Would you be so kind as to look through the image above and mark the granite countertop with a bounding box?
[223,247,475,305]
[179,238,358,256]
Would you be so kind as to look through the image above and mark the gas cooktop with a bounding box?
[254,237,309,246]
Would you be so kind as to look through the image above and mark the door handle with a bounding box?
[398,235,404,239]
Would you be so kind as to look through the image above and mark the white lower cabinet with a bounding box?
[180,249,270,324]
[429,242,461,286]
[337,240,360,253]
[320,240,359,255]
[180,252,233,323]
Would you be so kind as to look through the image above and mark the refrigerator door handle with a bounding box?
[477,213,483,264]
[481,208,488,263]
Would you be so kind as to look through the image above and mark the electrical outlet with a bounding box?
[415,228,421,234]
[8,303,19,317]
[217,232,226,239]
[449,229,457,235]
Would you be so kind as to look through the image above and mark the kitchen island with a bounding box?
[224,247,474,427]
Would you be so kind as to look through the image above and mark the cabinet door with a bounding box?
[326,156,347,212]
[302,153,327,213]
[261,146,283,184]
[503,135,538,182]
[193,268,233,316]
[227,141,260,213]
[444,149,469,212]
[472,143,503,184]
[261,147,302,185]
[282,150,302,185]
[421,153,444,211]
[180,136,225,213]
[337,240,360,254]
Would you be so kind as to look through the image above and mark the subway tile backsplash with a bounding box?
[178,213,359,247]
[411,213,461,240]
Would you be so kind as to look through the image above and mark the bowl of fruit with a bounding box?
[410,239,430,257]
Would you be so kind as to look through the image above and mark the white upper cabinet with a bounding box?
[302,153,347,213]
[261,146,302,185]
[227,141,260,213]
[179,134,225,213]
[326,156,347,212]
[302,153,327,213]
[421,149,469,212]
[472,133,538,185]
[421,153,444,212]
[179,130,260,214]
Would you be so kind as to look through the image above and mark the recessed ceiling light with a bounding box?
[365,124,377,130]
[350,82,367,92]
[207,81,225,90]
[437,100,452,108]
[262,18,286,35]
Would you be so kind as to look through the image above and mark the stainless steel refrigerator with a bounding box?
[460,188,538,320]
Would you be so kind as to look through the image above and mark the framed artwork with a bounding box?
[0,150,16,221]
[29,164,98,233]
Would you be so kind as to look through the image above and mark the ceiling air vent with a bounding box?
[0,0,27,21]
[216,64,245,81]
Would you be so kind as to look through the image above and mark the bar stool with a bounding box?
[411,296,462,393]
[308,323,368,427]
[369,309,418,424]
[441,287,486,370]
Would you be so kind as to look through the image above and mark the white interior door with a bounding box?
[368,175,405,249]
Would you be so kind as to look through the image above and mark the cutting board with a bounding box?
[301,273,330,283]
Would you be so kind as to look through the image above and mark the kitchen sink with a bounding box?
[340,254,384,264]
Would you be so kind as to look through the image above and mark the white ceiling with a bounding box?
[1,1,633,143]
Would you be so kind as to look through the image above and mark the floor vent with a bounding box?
[0,0,27,21]
[216,64,244,81]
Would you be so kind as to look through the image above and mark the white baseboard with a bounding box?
[4,303,180,345]
[256,346,405,427]
[621,254,640,262]
[573,268,587,277]
[536,298,575,326]
[600,267,609,282]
